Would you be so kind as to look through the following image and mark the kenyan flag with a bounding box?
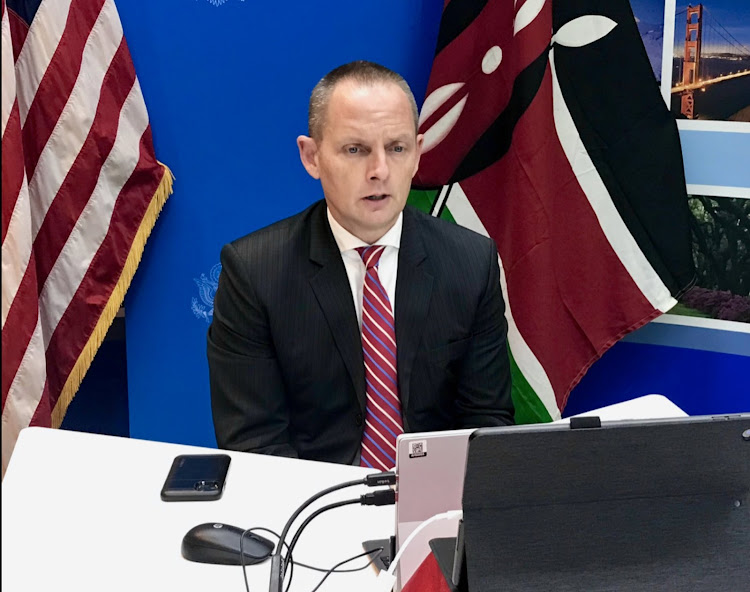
[409,0,695,423]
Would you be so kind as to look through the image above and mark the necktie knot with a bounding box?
[357,245,386,270]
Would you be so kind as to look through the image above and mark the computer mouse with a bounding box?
[181,522,275,565]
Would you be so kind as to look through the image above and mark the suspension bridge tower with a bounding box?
[681,4,703,119]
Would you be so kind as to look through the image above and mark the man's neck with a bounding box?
[326,208,403,252]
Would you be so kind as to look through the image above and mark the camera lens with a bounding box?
[194,481,205,491]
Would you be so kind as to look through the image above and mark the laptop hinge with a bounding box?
[569,416,601,429]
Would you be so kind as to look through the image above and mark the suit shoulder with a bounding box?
[223,200,322,261]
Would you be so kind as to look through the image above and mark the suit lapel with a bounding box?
[395,207,433,429]
[308,203,366,412]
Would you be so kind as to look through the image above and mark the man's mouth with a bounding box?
[363,194,389,201]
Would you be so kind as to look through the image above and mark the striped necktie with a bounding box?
[356,245,404,470]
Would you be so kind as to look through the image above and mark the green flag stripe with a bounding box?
[408,187,557,425]
[409,189,435,213]
[508,347,554,424]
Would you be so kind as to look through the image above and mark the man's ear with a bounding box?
[297,135,320,179]
[411,133,425,178]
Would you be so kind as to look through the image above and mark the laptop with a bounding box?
[365,395,689,588]
[390,395,688,587]
[393,428,474,586]
[443,414,750,592]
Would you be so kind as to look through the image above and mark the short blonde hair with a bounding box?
[308,60,419,140]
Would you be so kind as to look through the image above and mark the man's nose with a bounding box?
[367,148,389,181]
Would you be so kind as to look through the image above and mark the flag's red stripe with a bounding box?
[1,39,135,401]
[7,7,28,62]
[32,39,135,289]
[1,259,39,408]
[44,127,163,402]
[417,0,551,187]
[21,0,106,180]
[461,66,655,406]
[27,377,51,428]
[1,101,25,244]
[2,0,170,471]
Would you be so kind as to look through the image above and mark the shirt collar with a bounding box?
[327,207,403,253]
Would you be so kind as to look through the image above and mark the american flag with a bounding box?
[1,0,172,475]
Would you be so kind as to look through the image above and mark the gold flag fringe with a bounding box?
[51,162,174,428]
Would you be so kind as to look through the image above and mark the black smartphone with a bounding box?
[160,454,231,502]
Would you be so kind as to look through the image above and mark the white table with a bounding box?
[2,395,688,592]
[1,428,393,592]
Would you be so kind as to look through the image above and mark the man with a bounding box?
[208,60,513,468]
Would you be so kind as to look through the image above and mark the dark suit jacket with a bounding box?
[207,200,514,463]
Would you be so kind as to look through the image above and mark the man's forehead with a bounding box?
[324,119,416,144]
[326,84,412,128]
[331,78,401,98]
[328,80,410,114]
[337,129,415,142]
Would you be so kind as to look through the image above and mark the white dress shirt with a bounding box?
[327,208,402,326]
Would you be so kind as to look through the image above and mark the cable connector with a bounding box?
[268,554,285,592]
[365,471,396,487]
[360,489,396,506]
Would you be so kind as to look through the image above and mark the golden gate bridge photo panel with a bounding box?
[664,0,750,123]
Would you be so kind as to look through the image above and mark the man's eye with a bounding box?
[347,146,359,154]
[392,145,404,153]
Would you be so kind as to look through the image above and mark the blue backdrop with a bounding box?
[119,0,444,447]
[112,0,748,448]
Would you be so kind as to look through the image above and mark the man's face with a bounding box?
[298,81,423,244]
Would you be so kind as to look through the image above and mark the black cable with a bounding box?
[239,525,386,592]
[285,499,361,564]
[277,472,394,552]
[268,472,395,592]
[308,547,384,592]
[247,526,385,573]
[295,554,381,574]
[277,478,363,550]
[283,498,361,591]
[286,489,395,567]
[241,527,284,592]
[269,479,362,592]
[283,490,396,589]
